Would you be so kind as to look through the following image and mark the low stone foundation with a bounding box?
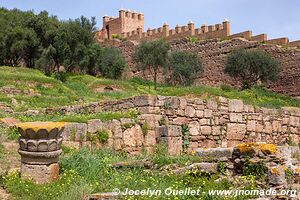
[58,95,300,155]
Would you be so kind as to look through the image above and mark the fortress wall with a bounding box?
[105,38,300,98]
[250,34,268,42]
[266,37,289,45]
[289,40,300,48]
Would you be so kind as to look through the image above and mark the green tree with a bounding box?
[133,39,169,90]
[98,47,126,79]
[168,50,202,86]
[225,49,280,89]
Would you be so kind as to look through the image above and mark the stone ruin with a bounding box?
[16,122,66,184]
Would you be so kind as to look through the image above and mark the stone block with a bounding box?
[200,126,211,135]
[199,118,209,125]
[227,123,246,140]
[229,113,243,122]
[137,106,161,114]
[206,99,218,110]
[188,121,200,136]
[62,123,87,141]
[144,130,156,146]
[179,98,187,109]
[134,95,156,106]
[185,106,196,117]
[196,110,204,118]
[196,147,233,161]
[158,136,182,156]
[204,109,213,118]
[172,117,189,125]
[87,119,103,134]
[228,99,244,113]
[21,163,59,184]
[155,125,182,137]
[138,114,162,129]
[247,120,256,132]
[123,125,143,147]
[289,116,299,127]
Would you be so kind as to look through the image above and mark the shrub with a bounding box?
[225,49,280,89]
[141,122,149,137]
[167,50,202,86]
[243,158,267,177]
[96,130,109,143]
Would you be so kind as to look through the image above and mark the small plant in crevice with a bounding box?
[121,122,135,130]
[96,130,109,143]
[163,100,171,109]
[70,127,76,141]
[217,161,226,175]
[159,116,167,126]
[242,158,267,178]
[286,132,295,146]
[181,124,190,152]
[285,168,293,184]
[141,122,149,137]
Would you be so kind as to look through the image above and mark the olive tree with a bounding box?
[133,39,169,90]
[168,50,202,86]
[225,49,280,89]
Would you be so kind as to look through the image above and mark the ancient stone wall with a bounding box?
[104,38,300,98]
[56,95,300,154]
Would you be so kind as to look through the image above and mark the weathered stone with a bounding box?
[109,120,123,138]
[144,130,156,146]
[158,136,182,156]
[204,109,213,118]
[267,166,287,186]
[289,116,299,127]
[200,126,211,135]
[185,106,195,117]
[247,120,256,132]
[188,121,200,136]
[207,99,218,110]
[264,122,273,134]
[227,123,246,140]
[87,119,103,134]
[123,125,143,147]
[199,118,209,125]
[21,163,59,184]
[196,147,233,161]
[174,162,218,174]
[212,126,221,135]
[138,114,162,129]
[228,99,244,113]
[155,125,182,137]
[62,123,87,141]
[134,95,156,106]
[172,117,189,125]
[137,106,160,114]
[179,98,187,109]
[195,110,204,118]
[229,113,243,122]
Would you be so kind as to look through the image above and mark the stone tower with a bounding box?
[98,9,144,40]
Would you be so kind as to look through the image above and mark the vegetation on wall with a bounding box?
[225,49,280,89]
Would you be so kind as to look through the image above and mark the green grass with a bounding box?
[0,66,299,113]
[13,109,138,123]
[2,147,256,200]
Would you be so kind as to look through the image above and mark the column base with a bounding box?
[21,162,59,184]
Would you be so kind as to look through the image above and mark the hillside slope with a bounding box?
[0,66,300,114]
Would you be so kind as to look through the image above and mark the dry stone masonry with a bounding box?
[56,95,300,155]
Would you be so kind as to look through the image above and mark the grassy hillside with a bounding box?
[0,66,300,114]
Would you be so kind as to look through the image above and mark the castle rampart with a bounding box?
[95,9,300,48]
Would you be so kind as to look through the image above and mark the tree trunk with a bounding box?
[154,70,157,90]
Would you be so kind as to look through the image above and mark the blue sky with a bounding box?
[1,0,300,41]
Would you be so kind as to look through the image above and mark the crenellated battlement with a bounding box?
[96,9,300,47]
